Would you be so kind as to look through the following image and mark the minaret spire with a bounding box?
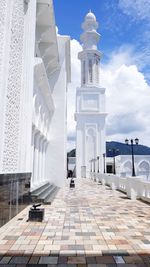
[78,11,101,86]
[81,11,100,50]
[75,11,107,179]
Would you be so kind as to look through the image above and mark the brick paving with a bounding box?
[0,179,150,266]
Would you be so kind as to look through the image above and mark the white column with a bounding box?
[38,135,43,185]
[44,140,49,182]
[42,139,47,182]
[23,0,37,172]
[31,128,35,188]
[33,132,40,187]
[40,137,43,183]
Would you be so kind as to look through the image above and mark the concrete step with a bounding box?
[31,182,50,197]
[38,184,54,199]
[31,182,59,204]
[44,186,59,204]
[38,184,56,201]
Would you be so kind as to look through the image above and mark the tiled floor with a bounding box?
[0,179,150,266]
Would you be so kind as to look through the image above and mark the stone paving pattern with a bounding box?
[0,179,150,266]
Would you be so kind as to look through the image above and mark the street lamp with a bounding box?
[125,138,139,177]
[93,158,96,172]
[103,153,106,173]
[109,148,119,175]
[89,159,92,172]
[97,156,99,173]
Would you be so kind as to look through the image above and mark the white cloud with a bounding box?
[119,0,150,21]
[118,1,150,83]
[67,39,81,151]
[67,39,150,151]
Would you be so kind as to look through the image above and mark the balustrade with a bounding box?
[90,171,150,202]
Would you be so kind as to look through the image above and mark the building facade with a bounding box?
[75,11,107,178]
[0,0,71,190]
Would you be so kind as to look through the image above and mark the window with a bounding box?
[95,57,99,83]
[89,59,93,83]
[82,60,86,84]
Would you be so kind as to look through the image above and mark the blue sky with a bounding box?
[54,0,150,82]
[53,0,150,150]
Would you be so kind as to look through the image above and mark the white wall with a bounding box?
[0,0,25,173]
[0,0,36,174]
[0,0,12,171]
[19,0,36,173]
[0,1,71,192]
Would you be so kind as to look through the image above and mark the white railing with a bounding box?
[90,172,150,202]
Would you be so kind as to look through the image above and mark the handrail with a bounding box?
[90,172,150,201]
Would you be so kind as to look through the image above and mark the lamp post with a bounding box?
[103,153,106,173]
[93,159,96,173]
[109,148,119,175]
[125,138,139,177]
[97,156,99,173]
[89,160,92,172]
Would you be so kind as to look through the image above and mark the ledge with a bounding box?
[36,0,59,75]
[34,57,55,112]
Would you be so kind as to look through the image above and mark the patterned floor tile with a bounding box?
[0,179,150,266]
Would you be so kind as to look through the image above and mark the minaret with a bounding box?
[75,11,107,178]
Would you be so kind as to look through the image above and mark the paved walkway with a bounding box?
[0,179,150,266]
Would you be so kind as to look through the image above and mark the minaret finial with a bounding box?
[89,9,91,13]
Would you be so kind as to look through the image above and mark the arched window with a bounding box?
[95,57,99,83]
[137,161,150,180]
[82,60,86,84]
[86,127,96,164]
[89,59,93,83]
[122,161,132,176]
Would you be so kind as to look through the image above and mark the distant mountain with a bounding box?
[67,141,150,157]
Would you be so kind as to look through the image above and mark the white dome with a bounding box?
[85,11,96,21]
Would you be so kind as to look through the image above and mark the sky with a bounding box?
[53,0,150,151]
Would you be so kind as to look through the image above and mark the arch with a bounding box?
[122,160,132,176]
[137,160,150,180]
[87,127,96,137]
[86,127,96,166]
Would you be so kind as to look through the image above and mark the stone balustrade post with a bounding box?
[126,177,142,200]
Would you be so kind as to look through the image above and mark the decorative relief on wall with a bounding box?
[0,0,7,78]
[3,0,24,172]
[0,0,8,155]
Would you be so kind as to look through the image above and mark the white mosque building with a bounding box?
[75,11,107,178]
[0,0,71,190]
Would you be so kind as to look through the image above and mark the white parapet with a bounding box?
[92,172,150,202]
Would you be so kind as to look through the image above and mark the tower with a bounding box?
[75,11,107,178]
